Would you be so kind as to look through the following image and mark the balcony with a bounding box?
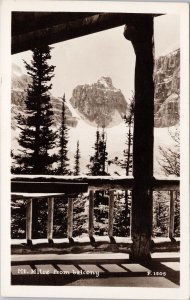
[11,175,180,286]
[10,12,181,288]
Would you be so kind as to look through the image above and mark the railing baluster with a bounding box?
[26,198,32,245]
[47,197,54,243]
[89,190,94,239]
[67,197,74,240]
[108,190,114,237]
[169,190,175,240]
[129,190,132,238]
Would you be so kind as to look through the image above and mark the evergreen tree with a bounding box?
[153,191,170,237]
[113,98,134,237]
[123,98,134,176]
[98,129,108,175]
[87,128,109,235]
[74,140,80,175]
[88,129,100,175]
[88,128,108,176]
[15,46,56,174]
[57,94,70,175]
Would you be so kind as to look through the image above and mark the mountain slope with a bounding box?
[69,76,128,128]
[11,63,78,129]
[154,49,180,127]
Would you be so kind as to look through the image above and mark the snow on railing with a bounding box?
[11,175,180,246]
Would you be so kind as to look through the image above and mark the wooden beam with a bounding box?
[67,197,74,239]
[169,191,175,240]
[11,13,161,54]
[11,175,179,193]
[11,181,88,194]
[12,12,96,36]
[47,197,54,242]
[11,237,179,255]
[26,198,32,244]
[88,190,94,239]
[108,190,114,237]
[124,15,154,261]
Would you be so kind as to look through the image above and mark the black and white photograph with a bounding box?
[0,1,189,299]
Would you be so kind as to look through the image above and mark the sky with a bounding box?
[12,14,180,102]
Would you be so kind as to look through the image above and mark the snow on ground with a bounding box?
[12,102,178,177]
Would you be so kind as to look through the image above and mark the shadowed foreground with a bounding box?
[11,252,179,287]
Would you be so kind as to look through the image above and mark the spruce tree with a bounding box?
[57,94,70,175]
[16,46,56,174]
[98,129,108,175]
[123,98,134,176]
[88,128,108,176]
[112,98,134,237]
[74,140,80,175]
[87,128,109,235]
[117,99,134,236]
[88,129,100,175]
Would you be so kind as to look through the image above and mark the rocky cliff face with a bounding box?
[70,77,128,127]
[11,63,78,130]
[12,48,180,131]
[154,49,180,127]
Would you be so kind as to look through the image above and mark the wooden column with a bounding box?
[26,198,32,245]
[89,190,94,239]
[108,190,114,237]
[124,16,154,261]
[169,191,175,240]
[67,197,74,240]
[47,197,54,243]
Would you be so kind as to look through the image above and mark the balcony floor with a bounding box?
[11,252,180,287]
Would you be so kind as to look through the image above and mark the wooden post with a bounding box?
[89,190,94,239]
[124,16,154,261]
[108,190,114,237]
[26,198,32,245]
[47,197,54,243]
[169,191,175,240]
[67,197,74,239]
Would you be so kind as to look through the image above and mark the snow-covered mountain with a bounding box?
[70,76,128,128]
[154,49,180,127]
[11,49,180,176]
[11,63,78,130]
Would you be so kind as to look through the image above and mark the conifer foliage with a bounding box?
[56,94,70,175]
[74,140,80,175]
[123,98,134,176]
[88,128,108,176]
[15,46,56,174]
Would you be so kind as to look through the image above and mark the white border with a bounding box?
[0,1,189,299]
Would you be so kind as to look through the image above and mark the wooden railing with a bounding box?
[11,175,180,251]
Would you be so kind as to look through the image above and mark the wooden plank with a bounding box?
[47,197,54,242]
[152,178,180,191]
[26,198,32,244]
[11,181,88,194]
[12,12,96,36]
[67,197,74,239]
[11,175,179,192]
[11,238,180,255]
[11,13,161,54]
[108,190,114,237]
[89,190,94,238]
[169,191,175,240]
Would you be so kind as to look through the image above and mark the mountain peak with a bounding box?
[70,77,127,128]
[97,76,114,89]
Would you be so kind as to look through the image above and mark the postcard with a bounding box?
[0,1,189,299]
